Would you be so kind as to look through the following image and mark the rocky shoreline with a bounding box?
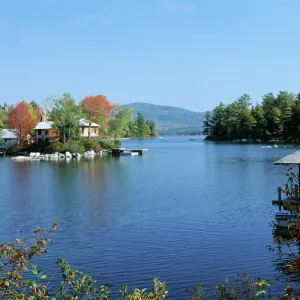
[11,150,102,161]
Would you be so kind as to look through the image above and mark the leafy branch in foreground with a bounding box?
[0,219,59,298]
[120,277,168,300]
[0,221,296,299]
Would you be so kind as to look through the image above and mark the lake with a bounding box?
[0,136,294,298]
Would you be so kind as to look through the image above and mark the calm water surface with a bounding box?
[0,136,294,298]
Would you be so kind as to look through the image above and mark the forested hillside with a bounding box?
[125,102,205,134]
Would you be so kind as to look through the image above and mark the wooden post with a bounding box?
[278,187,282,211]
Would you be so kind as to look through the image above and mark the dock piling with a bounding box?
[278,187,282,211]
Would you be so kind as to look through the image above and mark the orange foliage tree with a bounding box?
[81,95,111,138]
[9,101,38,145]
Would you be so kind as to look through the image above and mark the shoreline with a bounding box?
[204,136,298,144]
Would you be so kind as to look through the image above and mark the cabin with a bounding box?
[79,119,100,138]
[33,119,100,143]
[33,121,54,143]
[0,129,18,149]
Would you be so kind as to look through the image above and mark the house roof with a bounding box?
[34,121,54,130]
[79,118,100,127]
[0,129,17,139]
[33,119,100,130]
[274,150,300,165]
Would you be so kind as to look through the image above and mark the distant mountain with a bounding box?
[124,102,206,134]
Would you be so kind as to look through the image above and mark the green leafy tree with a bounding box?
[29,100,39,111]
[108,118,124,138]
[50,93,80,143]
[126,120,138,137]
[146,120,157,137]
[203,111,212,136]
[117,108,133,122]
[0,108,9,129]
[109,108,134,138]
[110,103,122,118]
[136,113,148,138]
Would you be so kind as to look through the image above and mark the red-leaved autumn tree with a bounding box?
[81,95,112,138]
[9,101,38,145]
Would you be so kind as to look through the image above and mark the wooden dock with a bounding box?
[272,187,300,211]
[272,200,300,207]
[111,148,148,157]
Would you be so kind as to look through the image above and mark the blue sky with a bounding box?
[1,0,300,111]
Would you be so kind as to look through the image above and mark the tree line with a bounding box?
[203,91,300,141]
[0,93,157,148]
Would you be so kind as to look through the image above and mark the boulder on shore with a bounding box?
[72,153,81,159]
[65,151,72,158]
[29,152,41,159]
[84,150,95,156]
[12,156,32,161]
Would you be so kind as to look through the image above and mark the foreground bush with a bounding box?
[0,221,284,299]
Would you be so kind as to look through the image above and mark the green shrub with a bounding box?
[81,138,102,152]
[99,139,121,150]
[13,141,56,154]
[59,140,85,154]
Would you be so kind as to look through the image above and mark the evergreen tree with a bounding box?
[206,91,300,141]
[136,113,148,138]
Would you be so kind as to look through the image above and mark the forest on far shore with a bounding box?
[204,91,300,141]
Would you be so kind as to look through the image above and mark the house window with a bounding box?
[81,127,84,134]
[94,128,97,134]
[45,130,49,135]
[38,130,42,135]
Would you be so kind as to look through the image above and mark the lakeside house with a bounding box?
[0,129,18,149]
[79,118,100,138]
[33,118,100,142]
[33,121,54,143]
